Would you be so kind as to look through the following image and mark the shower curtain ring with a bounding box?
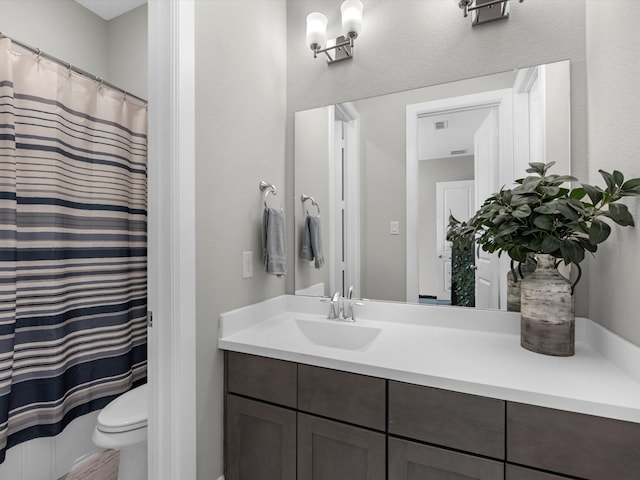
[35,48,42,61]
[67,63,72,77]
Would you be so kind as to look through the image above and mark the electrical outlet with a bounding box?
[390,221,400,235]
[242,251,253,278]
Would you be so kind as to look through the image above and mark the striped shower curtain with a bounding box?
[0,38,147,462]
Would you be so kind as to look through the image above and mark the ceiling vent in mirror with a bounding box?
[456,0,524,26]
[434,121,448,130]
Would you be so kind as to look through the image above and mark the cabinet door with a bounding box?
[507,402,640,480]
[298,413,385,480]
[505,464,572,480]
[389,437,504,480]
[225,394,296,480]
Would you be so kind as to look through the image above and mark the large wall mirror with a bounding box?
[294,60,571,310]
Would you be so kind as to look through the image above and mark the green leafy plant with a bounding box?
[451,241,475,307]
[460,162,640,266]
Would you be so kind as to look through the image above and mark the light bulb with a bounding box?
[306,12,327,50]
[341,0,363,38]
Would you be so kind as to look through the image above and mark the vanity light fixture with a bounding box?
[457,0,524,26]
[306,0,363,64]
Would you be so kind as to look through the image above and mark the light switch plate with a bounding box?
[390,221,400,235]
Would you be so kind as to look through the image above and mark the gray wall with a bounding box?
[295,107,331,296]
[0,0,108,78]
[107,4,148,99]
[586,0,640,346]
[286,0,589,312]
[194,1,287,478]
[544,61,571,169]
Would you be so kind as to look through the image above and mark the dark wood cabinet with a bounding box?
[389,437,504,480]
[225,351,640,480]
[298,413,386,480]
[507,402,640,480]
[225,394,296,480]
[388,380,505,459]
[505,464,572,480]
[298,364,386,430]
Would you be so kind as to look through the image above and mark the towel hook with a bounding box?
[301,194,320,217]
[259,180,277,209]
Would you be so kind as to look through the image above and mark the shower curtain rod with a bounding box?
[0,31,147,104]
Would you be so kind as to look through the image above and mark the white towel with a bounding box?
[262,207,286,276]
[300,215,324,269]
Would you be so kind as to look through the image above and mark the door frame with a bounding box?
[473,109,501,309]
[328,103,360,297]
[406,89,513,304]
[148,1,197,479]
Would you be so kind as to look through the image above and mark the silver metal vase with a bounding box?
[507,257,538,312]
[520,253,575,356]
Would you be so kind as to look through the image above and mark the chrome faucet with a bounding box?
[327,287,363,321]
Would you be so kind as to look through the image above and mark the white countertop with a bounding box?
[219,295,640,423]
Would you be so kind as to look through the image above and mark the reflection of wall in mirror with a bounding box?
[294,107,331,297]
[352,73,514,302]
[544,62,571,170]
[419,156,474,297]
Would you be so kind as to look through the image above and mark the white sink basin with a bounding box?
[294,318,381,351]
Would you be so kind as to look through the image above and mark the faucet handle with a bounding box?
[327,291,342,319]
[344,300,364,322]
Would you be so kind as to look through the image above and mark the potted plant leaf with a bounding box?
[451,162,640,356]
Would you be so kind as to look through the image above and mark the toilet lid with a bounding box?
[97,384,148,434]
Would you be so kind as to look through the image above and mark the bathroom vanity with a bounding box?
[219,295,640,480]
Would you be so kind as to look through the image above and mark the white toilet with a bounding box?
[92,383,148,480]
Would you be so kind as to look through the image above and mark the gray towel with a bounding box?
[300,215,324,269]
[263,207,287,276]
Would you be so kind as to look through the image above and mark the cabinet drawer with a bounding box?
[507,402,640,480]
[298,413,386,480]
[388,381,505,459]
[226,352,297,408]
[389,437,504,480]
[298,364,386,430]
[505,464,572,480]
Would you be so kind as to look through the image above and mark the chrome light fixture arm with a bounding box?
[311,34,356,63]
[457,0,524,25]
